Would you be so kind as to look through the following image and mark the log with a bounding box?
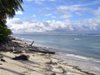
[29,49,55,54]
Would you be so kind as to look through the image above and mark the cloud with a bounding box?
[7,16,100,34]
[7,18,22,25]
[49,0,56,2]
[38,10,45,15]
[75,12,82,16]
[94,7,100,16]
[15,11,23,15]
[52,16,56,18]
[25,0,33,2]
[31,0,56,4]
[81,0,100,6]
[60,12,72,18]
[7,18,72,33]
[34,0,45,5]
[57,4,88,18]
[57,5,85,12]
[45,14,52,16]
[32,14,36,17]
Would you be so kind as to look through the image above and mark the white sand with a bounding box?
[0,51,89,75]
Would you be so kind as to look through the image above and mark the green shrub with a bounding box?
[0,25,12,42]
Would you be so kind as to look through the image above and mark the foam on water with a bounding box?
[54,52,100,75]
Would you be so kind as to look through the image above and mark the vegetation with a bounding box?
[0,0,23,43]
[0,25,12,43]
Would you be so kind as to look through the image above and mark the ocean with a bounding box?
[13,34,100,74]
[13,34,100,59]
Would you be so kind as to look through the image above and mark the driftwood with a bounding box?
[28,43,55,54]
[30,41,34,47]
[29,48,55,54]
[33,50,55,54]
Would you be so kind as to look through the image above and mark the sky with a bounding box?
[7,0,100,34]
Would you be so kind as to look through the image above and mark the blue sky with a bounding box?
[7,0,100,34]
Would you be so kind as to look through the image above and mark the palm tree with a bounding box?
[0,0,23,42]
[0,0,23,25]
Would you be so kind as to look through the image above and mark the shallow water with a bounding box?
[13,34,100,59]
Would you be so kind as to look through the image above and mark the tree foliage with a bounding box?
[0,0,23,42]
[0,0,23,19]
[0,25,12,42]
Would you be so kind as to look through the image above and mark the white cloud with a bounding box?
[81,0,100,6]
[25,0,33,1]
[58,5,83,12]
[32,14,36,17]
[52,16,56,18]
[34,0,44,4]
[45,14,52,16]
[45,7,51,10]
[7,16,100,34]
[7,18,22,25]
[57,5,87,18]
[60,12,72,18]
[94,7,100,16]
[75,12,82,16]
[32,0,56,4]
[49,0,56,2]
[15,11,23,15]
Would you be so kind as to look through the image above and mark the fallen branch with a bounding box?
[29,49,55,54]
[30,41,34,47]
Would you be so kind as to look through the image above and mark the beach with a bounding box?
[1,0,100,75]
[0,37,96,75]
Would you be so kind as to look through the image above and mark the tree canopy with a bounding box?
[0,0,23,43]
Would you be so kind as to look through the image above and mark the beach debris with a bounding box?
[12,54,29,60]
[73,66,95,75]
[58,66,66,73]
[45,72,56,75]
[51,72,56,75]
[0,54,3,58]
[20,74,26,75]
[13,50,22,54]
[0,58,6,62]
[46,60,57,65]
[29,48,55,54]
[0,54,6,62]
[30,41,34,47]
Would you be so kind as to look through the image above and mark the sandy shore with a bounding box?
[0,38,95,75]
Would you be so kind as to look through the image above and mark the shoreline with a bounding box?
[14,35,100,60]
[16,36,100,75]
[0,37,97,75]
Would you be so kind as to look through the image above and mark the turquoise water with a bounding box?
[13,34,100,59]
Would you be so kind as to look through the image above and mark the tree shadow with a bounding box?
[15,64,45,75]
[2,54,40,65]
[2,54,46,74]
[2,54,44,70]
[16,61,44,71]
[2,54,12,59]
[0,67,22,75]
